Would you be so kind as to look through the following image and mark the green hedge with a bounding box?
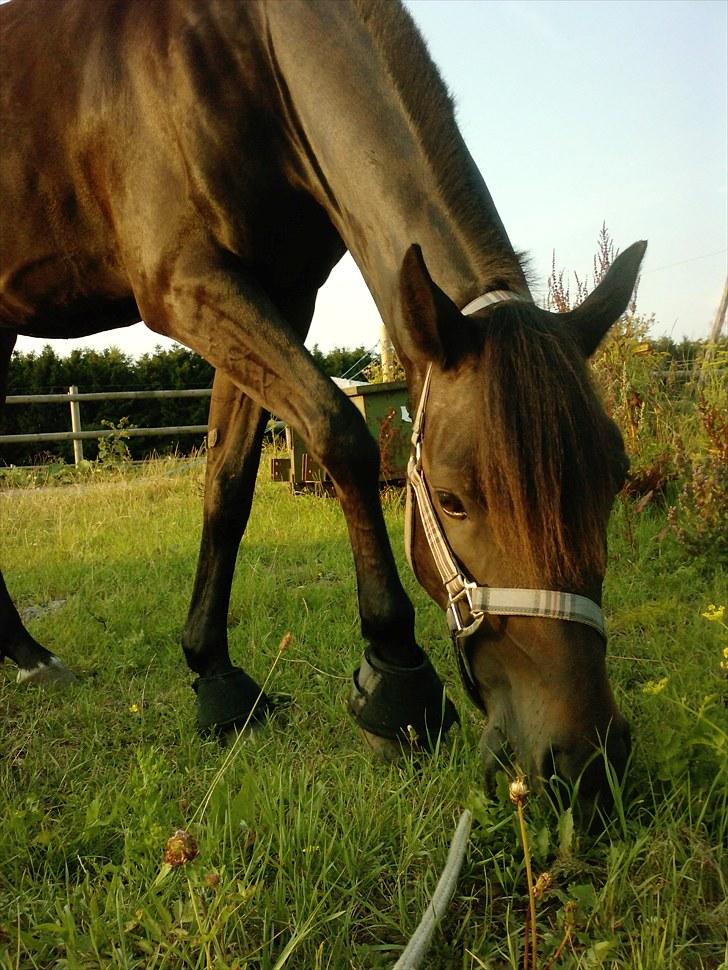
[2,343,373,466]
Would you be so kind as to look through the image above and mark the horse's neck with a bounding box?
[263,0,529,321]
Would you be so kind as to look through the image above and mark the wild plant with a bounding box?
[549,225,727,526]
[667,359,728,563]
[96,416,134,464]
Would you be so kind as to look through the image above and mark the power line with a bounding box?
[643,248,727,275]
[340,343,379,380]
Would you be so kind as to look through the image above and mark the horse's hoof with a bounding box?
[218,716,266,747]
[360,728,408,762]
[349,647,459,751]
[16,655,77,686]
[193,667,275,737]
[217,692,293,746]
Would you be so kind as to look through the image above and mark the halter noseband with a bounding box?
[404,290,606,710]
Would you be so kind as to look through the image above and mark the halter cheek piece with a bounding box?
[404,290,606,711]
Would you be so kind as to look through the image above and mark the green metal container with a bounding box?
[270,380,411,491]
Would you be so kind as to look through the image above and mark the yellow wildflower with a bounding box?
[642,676,669,695]
[702,604,725,622]
[129,703,140,714]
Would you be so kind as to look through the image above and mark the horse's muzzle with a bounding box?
[544,714,632,806]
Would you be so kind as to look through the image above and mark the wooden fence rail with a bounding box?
[1,386,212,464]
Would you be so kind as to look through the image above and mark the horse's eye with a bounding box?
[436,490,467,519]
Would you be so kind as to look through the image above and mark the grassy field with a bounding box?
[1,455,726,969]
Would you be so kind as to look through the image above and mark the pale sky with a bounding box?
[10,0,728,359]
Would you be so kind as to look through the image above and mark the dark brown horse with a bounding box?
[1,0,642,802]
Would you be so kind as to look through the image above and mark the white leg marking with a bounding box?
[16,655,77,685]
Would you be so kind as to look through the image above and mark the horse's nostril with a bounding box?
[607,717,632,781]
[546,719,632,801]
[542,746,561,785]
[551,746,604,799]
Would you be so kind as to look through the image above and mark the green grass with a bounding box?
[1,456,726,969]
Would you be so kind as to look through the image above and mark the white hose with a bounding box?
[393,809,473,970]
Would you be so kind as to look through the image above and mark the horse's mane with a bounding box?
[354,2,609,584]
[473,304,617,587]
[354,0,527,289]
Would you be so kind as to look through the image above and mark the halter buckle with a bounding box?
[447,581,485,637]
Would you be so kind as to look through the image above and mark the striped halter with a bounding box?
[404,290,606,710]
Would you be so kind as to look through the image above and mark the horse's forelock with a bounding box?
[474,304,615,587]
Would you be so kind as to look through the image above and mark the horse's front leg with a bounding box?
[137,249,457,747]
[331,422,460,751]
[183,370,273,733]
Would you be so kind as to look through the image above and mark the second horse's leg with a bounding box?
[0,331,75,685]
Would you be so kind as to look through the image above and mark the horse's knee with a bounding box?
[315,405,380,489]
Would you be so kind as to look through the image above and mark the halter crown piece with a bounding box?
[404,289,607,711]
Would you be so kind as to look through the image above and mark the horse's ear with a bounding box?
[398,244,464,368]
[567,240,647,357]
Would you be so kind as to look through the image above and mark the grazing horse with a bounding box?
[1,0,641,801]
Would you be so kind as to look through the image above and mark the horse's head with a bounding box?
[397,241,646,807]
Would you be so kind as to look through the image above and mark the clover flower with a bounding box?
[163,829,198,867]
[509,776,529,806]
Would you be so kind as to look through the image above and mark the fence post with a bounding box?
[68,385,84,465]
[380,323,395,382]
